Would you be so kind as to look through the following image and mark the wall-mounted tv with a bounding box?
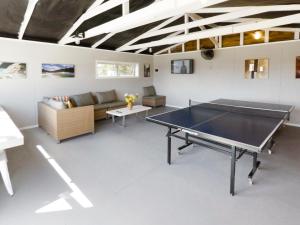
[171,59,194,74]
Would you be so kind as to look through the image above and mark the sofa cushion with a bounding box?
[95,90,117,104]
[94,103,112,110]
[108,101,127,109]
[94,101,127,111]
[143,95,165,100]
[143,86,156,96]
[70,93,95,107]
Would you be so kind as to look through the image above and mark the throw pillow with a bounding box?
[47,99,67,110]
[43,96,69,109]
[70,93,95,107]
[95,90,117,104]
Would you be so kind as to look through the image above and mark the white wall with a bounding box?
[153,41,300,125]
[0,38,153,128]
[1,37,300,127]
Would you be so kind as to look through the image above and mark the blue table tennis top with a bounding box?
[211,99,294,113]
[147,101,291,152]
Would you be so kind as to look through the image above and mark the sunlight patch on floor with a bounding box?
[35,197,72,213]
[35,145,93,213]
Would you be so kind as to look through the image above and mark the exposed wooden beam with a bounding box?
[92,0,129,49]
[117,15,182,52]
[269,27,300,32]
[240,33,244,46]
[85,0,129,21]
[182,13,189,52]
[92,33,116,48]
[193,4,300,13]
[83,0,228,41]
[227,18,265,23]
[121,13,300,51]
[87,0,105,12]
[122,1,129,16]
[155,43,183,55]
[197,39,200,50]
[59,0,127,45]
[265,29,269,43]
[218,36,222,48]
[137,5,300,40]
[135,30,183,54]
[184,14,189,35]
[193,6,251,13]
[188,13,219,48]
[18,0,38,40]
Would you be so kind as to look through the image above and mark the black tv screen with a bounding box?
[171,59,194,74]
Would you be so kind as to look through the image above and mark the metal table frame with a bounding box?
[165,127,265,196]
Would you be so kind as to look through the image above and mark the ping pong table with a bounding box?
[146,99,294,195]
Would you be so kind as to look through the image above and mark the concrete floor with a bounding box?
[1,107,300,225]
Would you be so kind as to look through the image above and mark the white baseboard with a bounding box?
[20,125,38,131]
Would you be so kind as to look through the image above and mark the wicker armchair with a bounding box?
[142,86,166,107]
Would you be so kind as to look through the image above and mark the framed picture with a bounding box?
[42,64,75,78]
[144,64,151,77]
[244,58,269,79]
[0,62,27,79]
[296,56,300,79]
[171,59,194,74]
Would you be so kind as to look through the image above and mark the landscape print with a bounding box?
[245,58,269,79]
[42,64,75,78]
[0,62,26,79]
[296,56,300,79]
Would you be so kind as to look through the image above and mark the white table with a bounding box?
[106,105,151,127]
[0,106,24,196]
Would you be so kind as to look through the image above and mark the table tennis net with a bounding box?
[189,100,287,120]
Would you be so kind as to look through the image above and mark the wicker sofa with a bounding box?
[38,102,94,143]
[38,90,126,143]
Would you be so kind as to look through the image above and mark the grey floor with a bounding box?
[1,107,300,225]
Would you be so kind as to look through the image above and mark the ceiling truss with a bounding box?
[117,5,300,53]
[9,0,300,54]
[58,0,228,45]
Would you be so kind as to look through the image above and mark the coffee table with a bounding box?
[106,105,151,127]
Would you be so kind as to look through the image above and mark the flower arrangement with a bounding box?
[124,93,138,110]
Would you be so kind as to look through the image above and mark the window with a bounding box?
[96,61,139,79]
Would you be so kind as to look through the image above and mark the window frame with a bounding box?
[95,60,139,79]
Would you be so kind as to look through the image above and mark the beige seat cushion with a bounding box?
[94,103,112,110]
[108,101,127,108]
[143,95,165,100]
[94,101,126,111]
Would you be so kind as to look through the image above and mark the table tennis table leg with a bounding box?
[248,152,261,185]
[230,146,236,196]
[167,127,172,165]
[267,138,275,155]
[185,133,189,145]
